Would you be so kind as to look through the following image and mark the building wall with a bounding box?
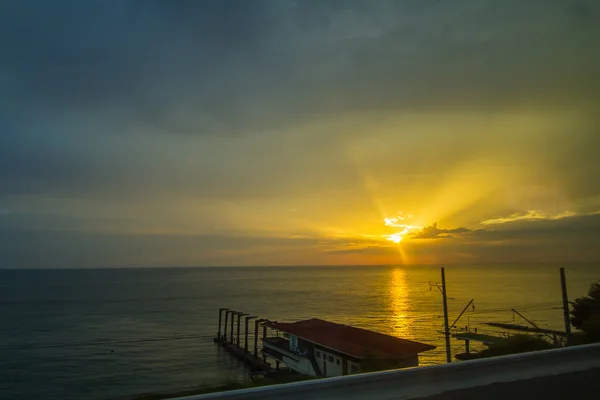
[281,354,315,376]
[348,360,361,374]
[279,336,420,377]
[313,349,419,377]
[314,348,345,377]
[296,337,313,356]
[262,338,318,377]
[381,354,419,370]
[400,354,419,368]
[358,354,419,373]
[289,335,299,352]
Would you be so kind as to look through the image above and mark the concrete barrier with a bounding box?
[170,343,600,400]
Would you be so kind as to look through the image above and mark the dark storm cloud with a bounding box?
[3,0,600,135]
[1,0,598,197]
[1,0,287,138]
[0,119,357,200]
[0,125,109,196]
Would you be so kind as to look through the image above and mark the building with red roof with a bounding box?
[262,318,435,377]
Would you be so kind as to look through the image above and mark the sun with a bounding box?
[387,233,403,243]
[382,213,422,244]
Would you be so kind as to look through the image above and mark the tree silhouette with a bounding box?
[570,283,600,343]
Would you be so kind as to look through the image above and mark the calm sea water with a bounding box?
[0,265,598,400]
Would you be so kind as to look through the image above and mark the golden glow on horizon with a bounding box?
[164,112,589,267]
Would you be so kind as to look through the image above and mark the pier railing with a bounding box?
[169,342,600,400]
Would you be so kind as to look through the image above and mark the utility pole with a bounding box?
[560,268,572,345]
[441,268,451,363]
[430,267,452,363]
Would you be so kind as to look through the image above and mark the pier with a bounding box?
[213,308,294,380]
[214,309,436,380]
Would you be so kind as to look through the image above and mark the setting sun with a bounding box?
[383,214,422,244]
[386,233,403,243]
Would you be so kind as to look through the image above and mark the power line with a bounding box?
[468,306,560,315]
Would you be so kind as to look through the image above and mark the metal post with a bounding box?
[245,316,257,353]
[236,313,241,346]
[217,309,222,339]
[560,268,572,345]
[217,308,228,339]
[230,312,237,343]
[236,313,248,347]
[441,267,452,363]
[450,299,474,330]
[512,308,554,341]
[262,323,268,363]
[254,319,264,358]
[223,310,231,342]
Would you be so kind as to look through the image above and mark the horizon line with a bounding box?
[1,262,597,271]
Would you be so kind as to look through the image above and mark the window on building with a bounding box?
[328,355,334,363]
[336,359,340,365]
[315,351,321,358]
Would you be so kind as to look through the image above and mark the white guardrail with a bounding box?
[170,343,600,400]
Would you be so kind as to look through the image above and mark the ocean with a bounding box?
[0,265,598,400]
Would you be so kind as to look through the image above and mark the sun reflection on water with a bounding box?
[387,268,412,339]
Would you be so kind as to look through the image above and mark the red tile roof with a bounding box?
[268,318,435,359]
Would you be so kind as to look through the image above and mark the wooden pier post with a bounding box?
[236,313,249,347]
[245,316,257,353]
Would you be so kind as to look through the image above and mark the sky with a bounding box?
[1,0,600,268]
